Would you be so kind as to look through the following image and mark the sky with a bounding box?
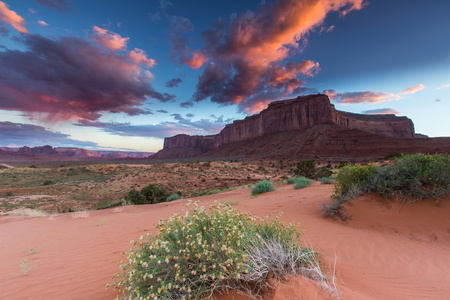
[0,0,449,152]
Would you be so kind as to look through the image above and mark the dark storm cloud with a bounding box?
[0,34,174,122]
[165,78,182,88]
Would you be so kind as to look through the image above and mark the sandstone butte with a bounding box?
[151,94,450,161]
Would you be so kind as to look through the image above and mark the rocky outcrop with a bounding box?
[55,148,102,158]
[5,146,153,161]
[151,94,419,160]
[18,145,57,155]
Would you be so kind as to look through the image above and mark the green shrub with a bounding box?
[124,184,169,205]
[294,160,316,178]
[286,178,296,184]
[322,153,450,220]
[110,202,322,300]
[384,151,404,160]
[167,193,182,202]
[293,177,313,189]
[315,167,333,178]
[318,177,333,184]
[251,180,275,196]
[43,179,53,186]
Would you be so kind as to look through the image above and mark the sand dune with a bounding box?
[1,183,449,299]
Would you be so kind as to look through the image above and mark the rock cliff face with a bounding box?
[18,145,57,155]
[151,94,418,160]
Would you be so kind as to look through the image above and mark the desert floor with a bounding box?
[1,182,449,300]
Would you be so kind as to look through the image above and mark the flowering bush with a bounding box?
[110,202,321,300]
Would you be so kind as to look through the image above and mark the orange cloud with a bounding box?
[128,48,156,68]
[400,84,424,95]
[91,26,129,51]
[0,1,28,34]
[187,51,209,69]
[192,0,366,113]
[38,20,48,26]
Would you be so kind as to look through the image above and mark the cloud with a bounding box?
[157,109,168,113]
[0,23,8,36]
[186,113,195,118]
[0,121,98,148]
[28,8,38,14]
[362,108,399,115]
[436,84,450,90]
[400,84,424,95]
[186,50,209,69]
[150,11,161,22]
[324,89,400,104]
[91,26,129,51]
[78,113,232,138]
[165,78,182,88]
[35,0,73,13]
[0,1,29,34]
[0,34,174,122]
[180,101,194,108]
[38,20,49,26]
[186,0,365,113]
[128,48,156,68]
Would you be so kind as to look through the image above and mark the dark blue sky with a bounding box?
[0,0,449,151]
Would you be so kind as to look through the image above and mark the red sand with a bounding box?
[1,183,449,299]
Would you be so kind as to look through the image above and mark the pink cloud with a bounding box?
[0,34,174,122]
[128,48,156,68]
[0,1,28,34]
[362,108,399,115]
[91,26,129,51]
[326,89,400,104]
[188,0,366,113]
[400,84,424,95]
[38,20,49,26]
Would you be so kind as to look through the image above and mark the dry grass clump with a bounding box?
[109,202,339,299]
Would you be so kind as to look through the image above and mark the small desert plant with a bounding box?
[384,151,404,160]
[293,177,313,189]
[43,179,53,186]
[5,191,13,197]
[318,177,333,184]
[110,202,337,300]
[167,193,182,202]
[24,247,40,255]
[12,258,38,276]
[315,167,333,179]
[124,184,170,205]
[251,180,275,196]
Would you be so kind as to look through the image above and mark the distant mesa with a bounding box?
[151,94,450,161]
[0,145,153,161]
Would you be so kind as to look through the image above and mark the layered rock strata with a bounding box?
[151,94,422,160]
